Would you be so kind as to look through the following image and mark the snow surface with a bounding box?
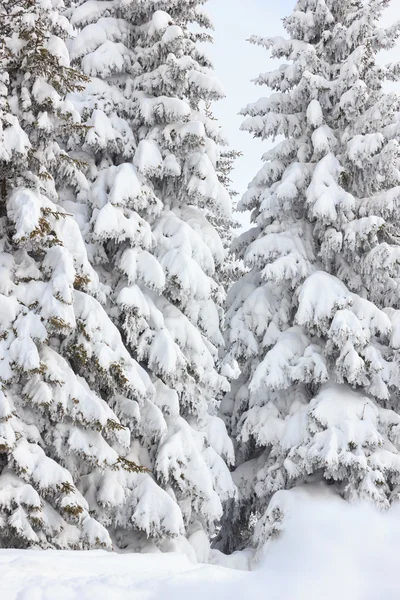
[2,486,400,599]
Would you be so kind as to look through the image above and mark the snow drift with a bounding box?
[2,486,400,599]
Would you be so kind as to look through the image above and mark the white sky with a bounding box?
[206,0,294,200]
[206,0,400,206]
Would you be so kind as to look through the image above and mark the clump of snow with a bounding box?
[253,484,400,600]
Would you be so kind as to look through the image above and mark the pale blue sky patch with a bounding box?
[206,0,400,222]
[206,0,293,202]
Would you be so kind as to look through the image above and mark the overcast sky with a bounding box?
[206,0,400,207]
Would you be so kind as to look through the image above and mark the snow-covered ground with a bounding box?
[2,486,400,600]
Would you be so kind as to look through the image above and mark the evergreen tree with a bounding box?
[223,0,400,552]
[66,0,236,553]
[0,0,180,549]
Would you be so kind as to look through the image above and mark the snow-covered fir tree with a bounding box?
[0,0,184,550]
[222,0,400,553]
[65,0,236,554]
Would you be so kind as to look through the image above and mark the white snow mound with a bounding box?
[2,485,400,599]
